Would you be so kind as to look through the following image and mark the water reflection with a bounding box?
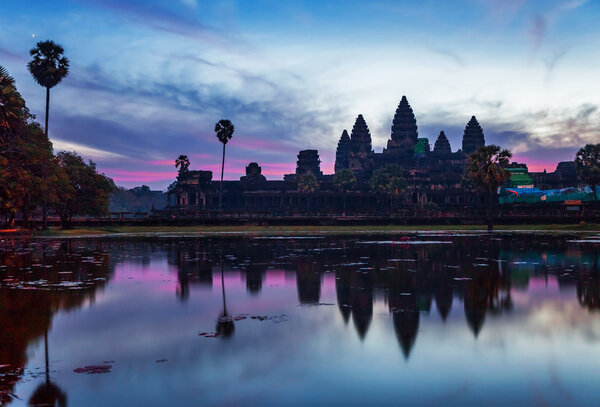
[1,234,600,405]
[0,240,113,405]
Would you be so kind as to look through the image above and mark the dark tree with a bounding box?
[575,144,600,204]
[297,171,319,213]
[369,164,407,211]
[465,145,512,230]
[0,65,27,143]
[54,151,115,228]
[215,119,234,212]
[334,169,356,212]
[27,40,70,138]
[175,154,190,176]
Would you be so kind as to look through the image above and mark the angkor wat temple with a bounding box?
[168,96,580,214]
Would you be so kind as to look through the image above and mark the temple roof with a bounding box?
[462,116,485,154]
[433,131,452,154]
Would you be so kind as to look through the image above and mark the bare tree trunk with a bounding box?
[23,194,30,229]
[487,191,495,231]
[221,258,227,316]
[42,201,48,230]
[218,143,226,212]
[45,87,50,137]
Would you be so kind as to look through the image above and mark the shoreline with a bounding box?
[0,224,597,238]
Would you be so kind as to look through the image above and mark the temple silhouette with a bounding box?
[167,95,581,213]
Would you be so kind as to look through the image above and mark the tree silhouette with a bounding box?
[54,152,115,228]
[369,165,407,211]
[297,171,319,213]
[334,169,356,212]
[175,154,190,176]
[575,144,600,204]
[215,119,234,212]
[27,40,69,138]
[0,65,27,143]
[465,145,512,230]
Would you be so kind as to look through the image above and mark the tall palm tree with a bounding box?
[214,119,234,212]
[27,40,69,138]
[465,145,512,230]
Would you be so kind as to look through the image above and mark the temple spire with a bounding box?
[350,114,372,155]
[335,129,351,172]
[433,131,452,154]
[384,95,418,154]
[462,116,485,154]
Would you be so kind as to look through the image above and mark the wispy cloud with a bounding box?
[51,138,128,160]
[72,0,232,46]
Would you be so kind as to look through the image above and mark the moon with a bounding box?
[32,34,35,38]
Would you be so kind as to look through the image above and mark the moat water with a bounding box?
[1,233,600,406]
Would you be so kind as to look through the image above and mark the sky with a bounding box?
[2,0,600,189]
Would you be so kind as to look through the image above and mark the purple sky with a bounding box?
[2,0,599,189]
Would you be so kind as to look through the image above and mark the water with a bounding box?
[1,233,600,406]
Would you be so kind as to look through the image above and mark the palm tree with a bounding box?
[369,165,407,212]
[27,40,70,138]
[574,143,600,205]
[175,154,190,176]
[465,145,512,230]
[214,119,234,212]
[333,169,356,212]
[297,172,319,213]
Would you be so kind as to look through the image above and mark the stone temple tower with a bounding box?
[384,95,418,154]
[295,150,322,178]
[433,131,452,154]
[335,129,351,173]
[350,114,373,155]
[348,114,374,174]
[462,116,485,154]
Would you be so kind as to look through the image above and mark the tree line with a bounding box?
[0,41,114,228]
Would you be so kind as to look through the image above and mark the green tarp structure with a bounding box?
[505,168,533,187]
[414,138,429,157]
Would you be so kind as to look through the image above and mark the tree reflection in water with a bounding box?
[216,254,235,339]
[2,234,600,404]
[0,240,113,405]
[163,234,600,359]
[28,330,67,407]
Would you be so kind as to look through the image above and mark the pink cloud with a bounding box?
[104,169,177,182]
[147,153,211,167]
[233,137,298,155]
[147,160,178,166]
[512,156,559,172]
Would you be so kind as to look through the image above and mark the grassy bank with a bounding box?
[28,223,600,238]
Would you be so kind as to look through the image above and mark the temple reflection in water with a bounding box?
[1,235,600,405]
[163,234,600,357]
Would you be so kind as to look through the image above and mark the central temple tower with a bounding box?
[383,95,418,154]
